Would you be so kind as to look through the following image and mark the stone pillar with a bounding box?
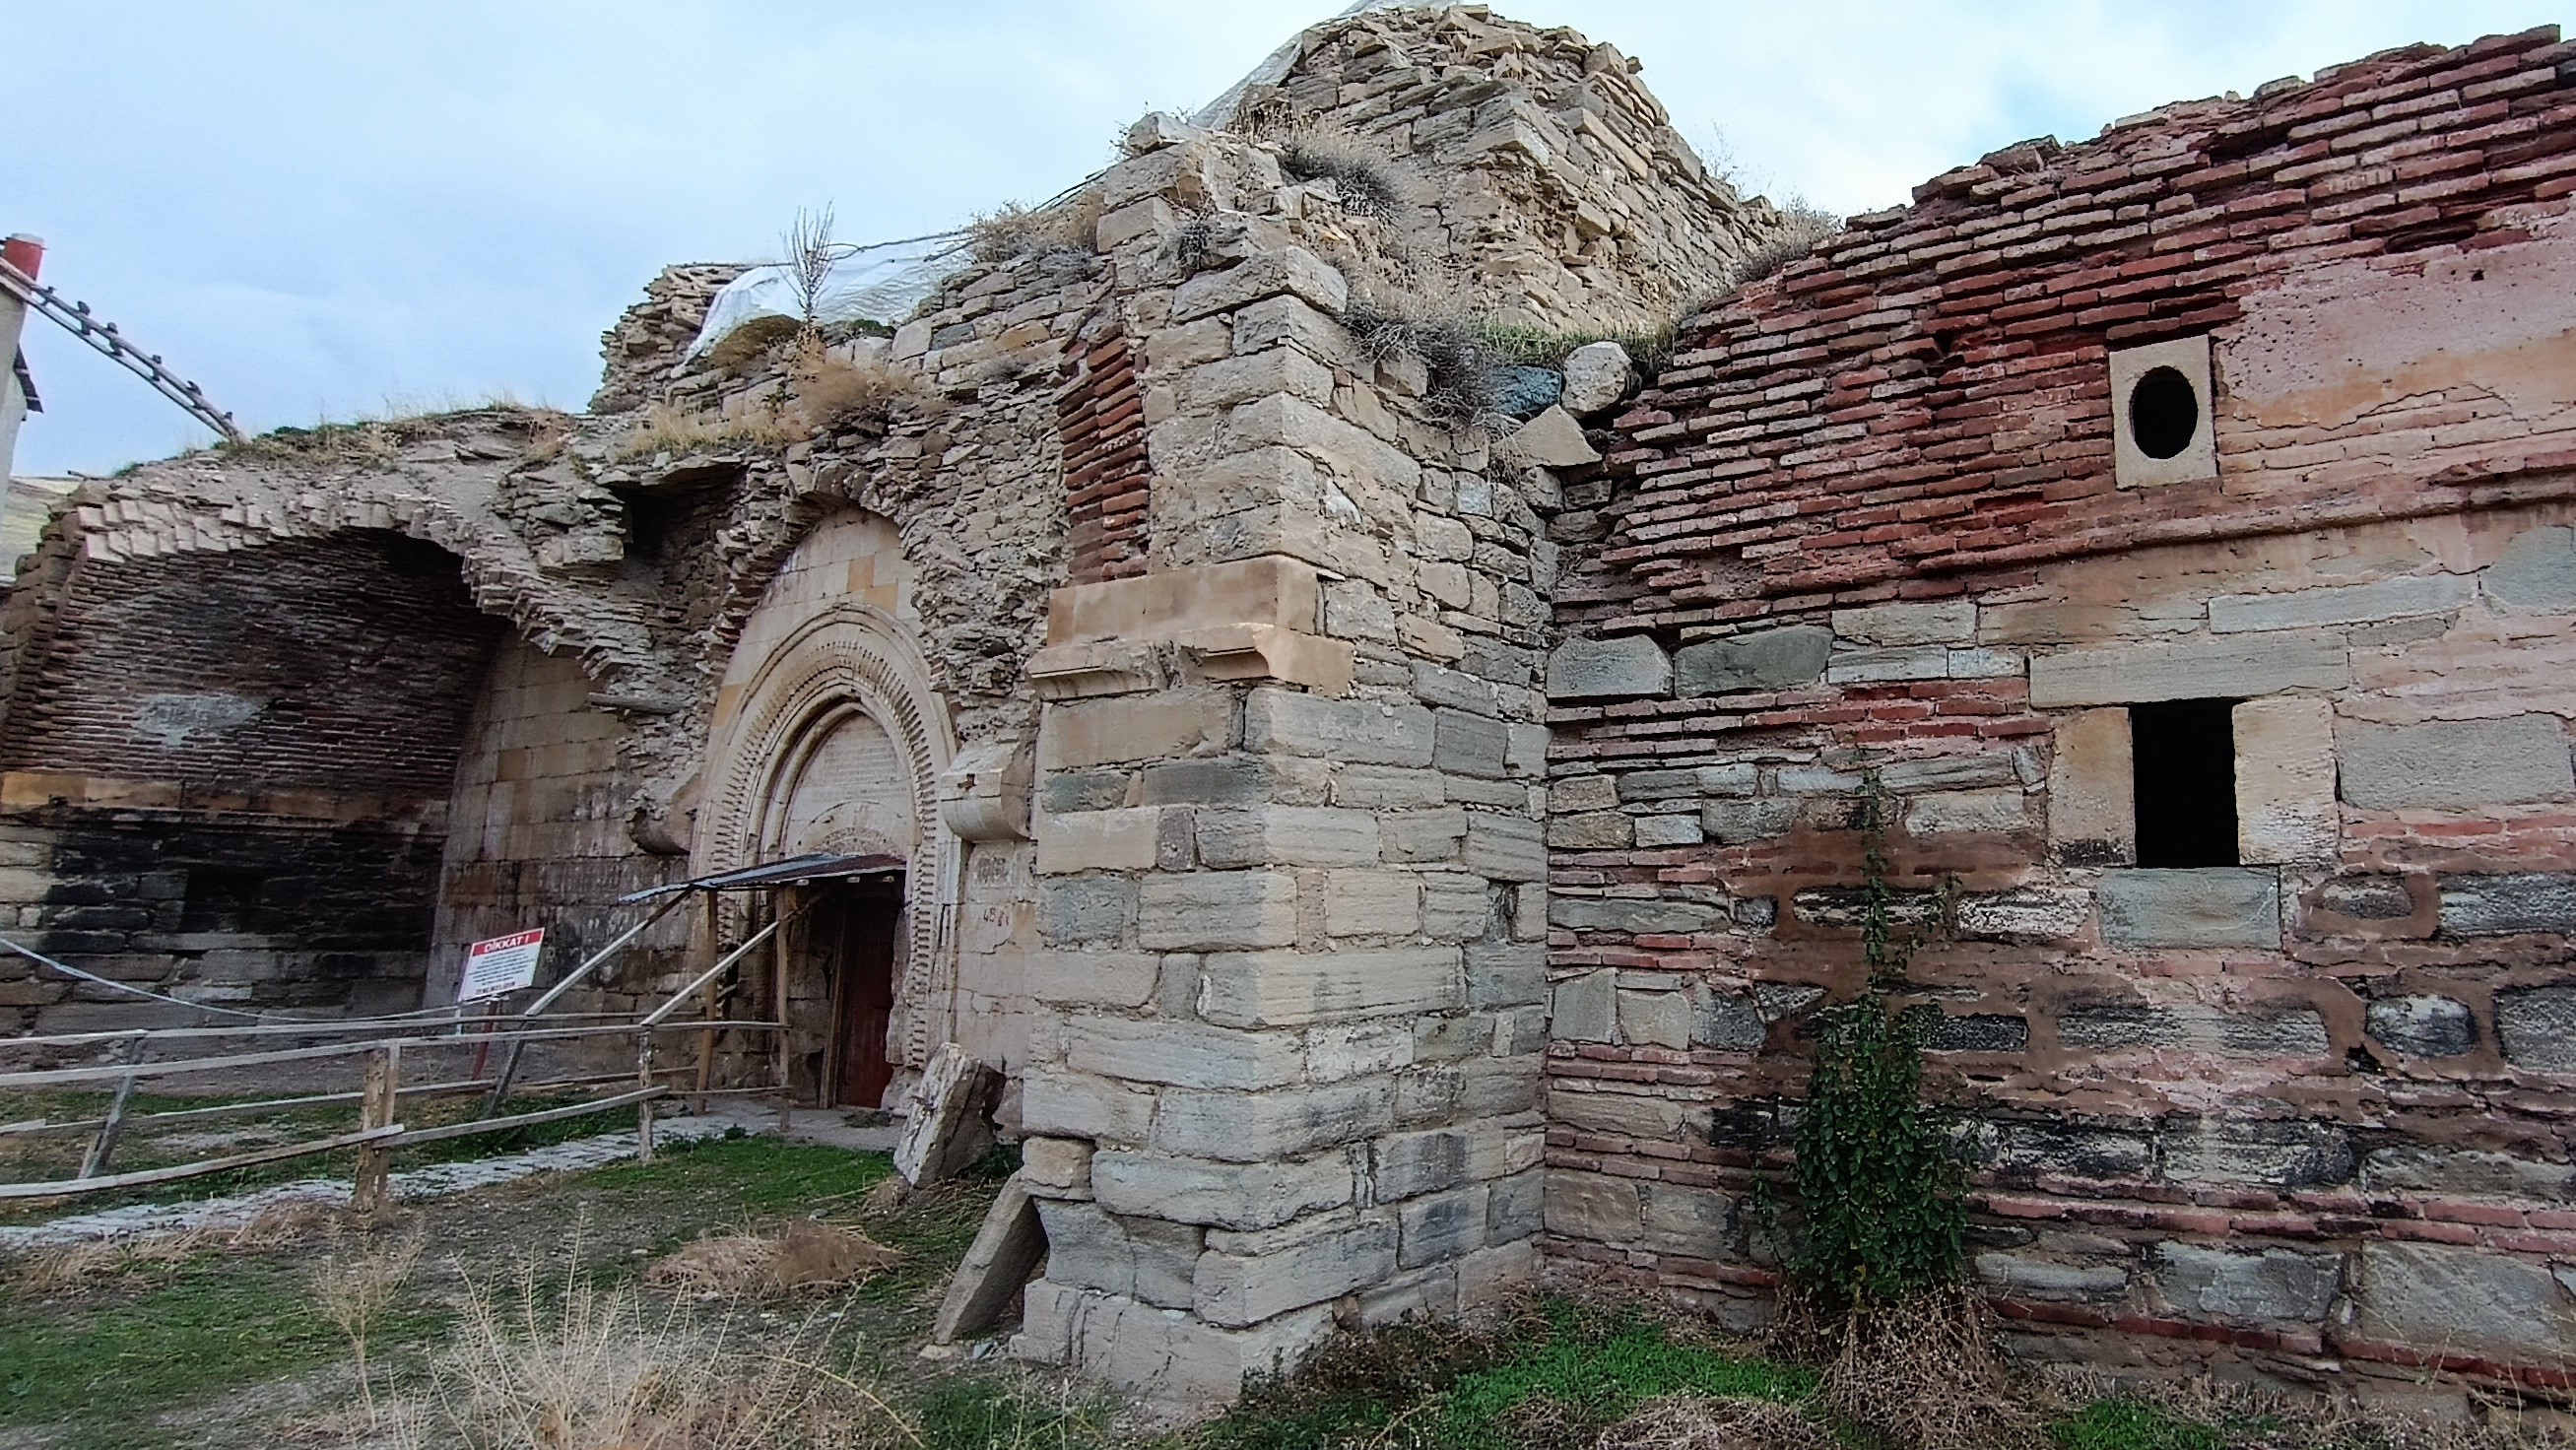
[1007,140,1557,1403]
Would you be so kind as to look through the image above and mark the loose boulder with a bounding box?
[1559,340,1638,415]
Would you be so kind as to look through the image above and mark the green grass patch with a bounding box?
[1438,1312,1812,1443]
[580,1132,893,1219]
[1196,1297,1815,1450]
[2053,1399,2228,1450]
[0,1255,441,1450]
[918,1374,1117,1450]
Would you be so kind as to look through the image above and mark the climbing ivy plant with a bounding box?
[1788,772,1967,1313]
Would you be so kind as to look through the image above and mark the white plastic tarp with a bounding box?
[683,231,970,362]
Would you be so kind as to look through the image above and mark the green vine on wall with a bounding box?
[1788,771,1967,1314]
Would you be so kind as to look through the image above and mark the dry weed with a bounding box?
[9,1228,212,1295]
[1603,1394,1842,1450]
[643,1220,901,1298]
[1802,1285,2046,1450]
[1277,124,1412,220]
[970,192,1105,263]
[1722,204,1842,291]
[613,399,803,460]
[7,1203,327,1296]
[786,339,935,432]
[413,1247,908,1450]
[1339,295,1503,427]
[312,1231,424,1423]
[2053,1367,2576,1450]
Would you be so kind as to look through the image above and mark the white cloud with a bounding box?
[10,1,2564,475]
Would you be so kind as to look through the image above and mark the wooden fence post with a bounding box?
[773,886,795,1134]
[352,1042,401,1219]
[76,1033,147,1180]
[633,1030,656,1164]
[694,891,721,1114]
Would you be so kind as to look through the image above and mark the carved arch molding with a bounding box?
[698,600,961,1071]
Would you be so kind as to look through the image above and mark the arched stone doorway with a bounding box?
[696,512,958,1107]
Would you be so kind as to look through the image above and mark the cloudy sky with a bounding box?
[12,1,2563,476]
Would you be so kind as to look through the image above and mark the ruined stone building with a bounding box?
[5,2,2575,1410]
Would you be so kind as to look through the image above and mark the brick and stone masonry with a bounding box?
[7,1,2576,1414]
[1546,27,2576,1400]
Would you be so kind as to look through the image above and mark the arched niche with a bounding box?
[696,512,960,1088]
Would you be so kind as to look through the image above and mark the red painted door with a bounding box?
[833,895,899,1109]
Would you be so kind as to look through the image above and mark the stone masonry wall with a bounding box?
[995,0,1791,1394]
[1547,29,2576,1402]
[0,529,504,1022]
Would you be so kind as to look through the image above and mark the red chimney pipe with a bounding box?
[3,235,42,280]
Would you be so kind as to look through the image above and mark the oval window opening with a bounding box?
[2129,365,2199,460]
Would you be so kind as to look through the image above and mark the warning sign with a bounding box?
[458,929,545,1004]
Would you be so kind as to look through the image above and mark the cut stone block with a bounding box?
[1543,1170,1641,1243]
[2028,634,2348,707]
[892,1043,1002,1187]
[2364,995,2476,1059]
[2233,696,2339,864]
[1194,1214,1397,1326]
[935,1173,1049,1343]
[1549,893,1729,934]
[2209,573,2475,632]
[2356,1241,2576,1362]
[2097,868,2280,949]
[1090,1150,1354,1230]
[2340,714,2574,811]
[2150,1242,2342,1323]
[1672,626,1832,695]
[1196,946,1462,1028]
[2442,873,2576,937]
[1830,600,1975,646]
[2047,707,2134,864]
[1546,635,1671,700]
[2496,986,2576,1072]
[1137,871,1297,951]
[1022,1136,1096,1198]
[1975,1252,2130,1302]
[2482,525,2576,612]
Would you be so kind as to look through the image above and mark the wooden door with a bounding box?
[831,893,900,1108]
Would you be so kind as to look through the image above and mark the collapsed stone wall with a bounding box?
[1546,28,2576,1400]
[1229,4,1774,332]
[0,527,506,1024]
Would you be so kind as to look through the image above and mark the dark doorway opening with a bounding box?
[2130,698,2239,867]
[811,882,902,1109]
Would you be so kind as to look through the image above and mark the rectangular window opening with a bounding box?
[2130,699,2239,868]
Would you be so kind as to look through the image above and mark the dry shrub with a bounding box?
[9,1228,212,1295]
[786,339,935,432]
[413,1249,907,1450]
[8,1203,328,1296]
[969,191,1105,263]
[2053,1368,2576,1450]
[1722,203,1842,291]
[312,1231,424,1422]
[645,1220,901,1298]
[1340,296,1503,428]
[1794,1285,2044,1450]
[1278,125,1412,219]
[613,399,802,460]
[1603,1394,1842,1450]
